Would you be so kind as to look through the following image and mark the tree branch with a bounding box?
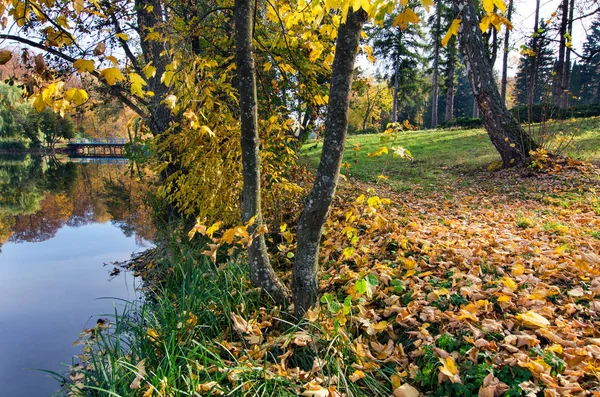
[0,34,150,118]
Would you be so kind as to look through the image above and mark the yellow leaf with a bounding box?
[501,275,518,292]
[439,356,460,383]
[200,125,215,137]
[393,8,419,30]
[263,62,272,71]
[420,0,434,12]
[129,72,147,97]
[351,0,370,14]
[143,63,156,79]
[368,146,388,157]
[73,0,84,13]
[493,0,507,14]
[100,67,125,85]
[479,15,491,32]
[65,88,89,106]
[115,32,129,41]
[515,311,550,328]
[105,55,119,66]
[206,221,223,238]
[32,93,46,112]
[146,328,159,340]
[342,247,355,260]
[349,370,365,382]
[511,263,525,276]
[483,0,494,13]
[0,50,12,65]
[497,294,512,303]
[442,19,461,47]
[73,59,95,72]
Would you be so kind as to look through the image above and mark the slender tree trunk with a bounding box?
[234,0,289,304]
[453,0,536,167]
[431,4,442,128]
[392,54,400,123]
[556,0,569,107]
[445,40,456,121]
[501,0,513,102]
[560,0,575,108]
[292,8,368,317]
[527,0,541,114]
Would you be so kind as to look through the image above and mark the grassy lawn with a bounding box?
[300,116,600,191]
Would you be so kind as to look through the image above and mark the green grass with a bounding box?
[55,232,390,397]
[300,117,600,191]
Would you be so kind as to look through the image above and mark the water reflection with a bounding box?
[0,154,155,397]
[0,154,155,250]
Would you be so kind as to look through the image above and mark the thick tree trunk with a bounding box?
[234,0,289,304]
[135,0,173,137]
[453,0,536,167]
[445,40,456,121]
[292,8,368,317]
[431,4,442,128]
[500,0,513,102]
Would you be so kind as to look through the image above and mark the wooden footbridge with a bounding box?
[67,138,128,157]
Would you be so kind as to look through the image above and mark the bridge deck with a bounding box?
[67,138,128,146]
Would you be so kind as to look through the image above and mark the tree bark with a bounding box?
[445,40,456,121]
[431,3,442,128]
[292,8,368,318]
[527,0,541,113]
[555,0,569,108]
[234,0,289,304]
[500,0,514,102]
[392,53,400,123]
[453,0,536,167]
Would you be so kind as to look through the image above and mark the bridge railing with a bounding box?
[69,138,128,145]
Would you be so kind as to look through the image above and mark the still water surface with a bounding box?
[0,155,154,397]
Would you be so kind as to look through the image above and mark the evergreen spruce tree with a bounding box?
[580,15,600,104]
[368,8,428,125]
[513,21,555,106]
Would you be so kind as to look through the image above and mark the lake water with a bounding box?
[0,155,154,397]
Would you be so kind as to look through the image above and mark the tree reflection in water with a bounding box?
[0,155,155,251]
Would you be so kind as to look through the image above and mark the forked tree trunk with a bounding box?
[453,0,536,167]
[292,8,368,317]
[234,0,289,304]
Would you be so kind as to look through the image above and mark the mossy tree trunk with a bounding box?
[292,8,368,317]
[234,0,290,305]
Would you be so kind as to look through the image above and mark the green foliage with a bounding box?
[0,137,29,151]
[0,82,30,138]
[438,117,484,129]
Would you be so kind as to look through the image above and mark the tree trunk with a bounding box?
[555,0,569,108]
[501,0,514,102]
[234,0,289,304]
[135,0,173,137]
[392,52,400,123]
[431,4,442,128]
[559,0,575,108]
[292,8,368,317]
[527,0,541,113]
[453,0,536,167]
[445,40,456,121]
